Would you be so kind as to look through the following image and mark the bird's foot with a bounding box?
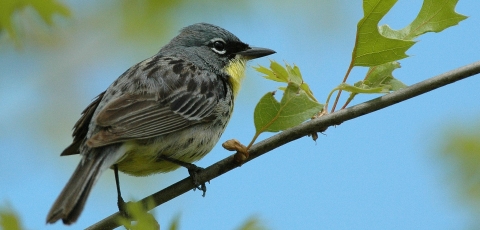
[117,196,132,219]
[187,164,208,197]
[159,156,208,196]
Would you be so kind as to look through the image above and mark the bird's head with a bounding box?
[161,23,275,96]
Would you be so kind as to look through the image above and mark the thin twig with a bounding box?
[86,61,480,230]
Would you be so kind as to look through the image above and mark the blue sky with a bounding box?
[1,0,480,229]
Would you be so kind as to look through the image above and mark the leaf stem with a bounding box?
[341,93,356,110]
[330,29,358,113]
[246,132,260,150]
[331,62,353,112]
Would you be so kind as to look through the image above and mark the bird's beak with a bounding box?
[236,47,276,60]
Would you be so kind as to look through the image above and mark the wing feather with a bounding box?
[60,92,105,156]
[86,59,227,148]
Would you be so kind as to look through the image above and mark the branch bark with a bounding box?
[86,61,480,230]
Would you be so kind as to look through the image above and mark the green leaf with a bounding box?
[336,83,388,94]
[353,0,416,66]
[254,91,281,132]
[0,0,71,44]
[236,216,268,230]
[344,62,405,104]
[360,61,406,91]
[168,214,181,230]
[270,61,290,82]
[388,77,407,91]
[300,82,317,103]
[254,60,318,102]
[254,83,323,133]
[116,199,159,230]
[441,122,480,207]
[0,208,24,230]
[254,61,288,83]
[396,0,467,40]
[285,63,302,85]
[356,0,467,64]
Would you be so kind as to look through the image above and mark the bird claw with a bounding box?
[158,155,208,196]
[117,197,133,220]
[187,165,208,197]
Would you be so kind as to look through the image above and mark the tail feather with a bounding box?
[46,156,105,225]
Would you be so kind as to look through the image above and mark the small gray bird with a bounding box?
[46,23,275,225]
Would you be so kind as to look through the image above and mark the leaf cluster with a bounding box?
[249,62,323,148]
[253,0,467,139]
[328,0,467,111]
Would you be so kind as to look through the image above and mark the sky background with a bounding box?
[1,0,480,229]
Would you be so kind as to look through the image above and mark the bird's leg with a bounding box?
[114,164,131,219]
[158,156,207,197]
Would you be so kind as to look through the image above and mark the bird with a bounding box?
[46,22,275,225]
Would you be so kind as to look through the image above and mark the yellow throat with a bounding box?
[224,57,247,97]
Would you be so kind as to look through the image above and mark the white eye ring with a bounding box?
[211,39,227,54]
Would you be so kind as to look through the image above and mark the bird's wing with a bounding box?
[61,92,105,156]
[86,60,228,148]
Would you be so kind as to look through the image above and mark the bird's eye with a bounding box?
[212,40,226,54]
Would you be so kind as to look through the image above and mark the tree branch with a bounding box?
[86,61,480,230]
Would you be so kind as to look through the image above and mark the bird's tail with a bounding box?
[46,153,110,225]
[47,145,125,224]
